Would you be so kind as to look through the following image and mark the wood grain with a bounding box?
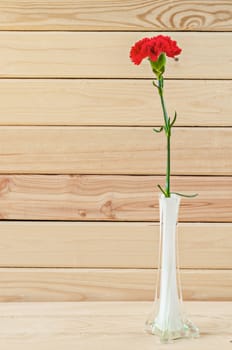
[0,1,231,31]
[0,268,230,302]
[0,222,231,268]
[0,32,231,78]
[0,127,230,175]
[0,302,231,349]
[0,0,230,312]
[0,79,231,126]
[0,175,231,221]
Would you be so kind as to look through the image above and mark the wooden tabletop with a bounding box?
[0,302,231,349]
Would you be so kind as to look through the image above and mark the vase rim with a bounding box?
[159,193,180,200]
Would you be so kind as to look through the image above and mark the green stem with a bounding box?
[159,88,169,127]
[158,77,171,197]
[166,132,171,197]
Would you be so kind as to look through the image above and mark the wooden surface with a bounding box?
[0,1,231,31]
[0,127,230,175]
[0,175,230,221]
[0,302,231,349]
[0,222,231,268]
[0,269,231,301]
[0,32,231,78]
[0,79,231,126]
[0,2,231,302]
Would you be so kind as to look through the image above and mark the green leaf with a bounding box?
[171,192,198,198]
[157,184,168,197]
[170,111,177,127]
[152,81,159,89]
[158,63,165,75]
[153,126,164,133]
[149,53,166,78]
[155,53,166,70]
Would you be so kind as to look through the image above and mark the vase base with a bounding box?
[145,318,200,343]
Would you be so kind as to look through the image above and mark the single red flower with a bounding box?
[130,35,181,65]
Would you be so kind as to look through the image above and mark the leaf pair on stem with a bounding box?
[153,111,177,134]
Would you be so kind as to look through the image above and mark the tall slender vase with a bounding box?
[145,194,199,343]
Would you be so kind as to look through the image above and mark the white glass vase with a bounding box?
[145,194,199,343]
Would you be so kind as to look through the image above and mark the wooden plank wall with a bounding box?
[0,1,231,302]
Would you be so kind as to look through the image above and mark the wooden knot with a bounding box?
[101,200,116,219]
[79,209,86,218]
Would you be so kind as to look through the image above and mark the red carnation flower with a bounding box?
[129,37,150,65]
[130,35,181,65]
